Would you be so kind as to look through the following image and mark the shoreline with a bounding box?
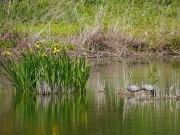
[0,32,179,60]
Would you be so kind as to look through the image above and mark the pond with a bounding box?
[1,56,180,135]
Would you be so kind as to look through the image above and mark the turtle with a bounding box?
[127,83,140,92]
[141,81,155,91]
[141,81,156,95]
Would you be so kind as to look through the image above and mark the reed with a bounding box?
[1,43,91,94]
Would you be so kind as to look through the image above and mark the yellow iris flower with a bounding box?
[3,50,12,56]
[42,52,47,57]
[29,48,33,52]
[34,43,42,48]
[53,43,58,47]
[53,47,59,54]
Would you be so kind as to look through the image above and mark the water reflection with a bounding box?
[118,96,180,124]
[1,57,180,135]
[87,57,180,135]
[0,92,88,135]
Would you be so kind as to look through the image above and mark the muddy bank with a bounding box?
[0,31,180,60]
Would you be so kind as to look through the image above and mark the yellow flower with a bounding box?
[81,69,85,72]
[53,43,58,47]
[42,52,47,57]
[34,43,42,48]
[29,48,33,52]
[53,47,59,54]
[3,50,12,56]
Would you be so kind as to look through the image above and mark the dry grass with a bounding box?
[74,25,155,56]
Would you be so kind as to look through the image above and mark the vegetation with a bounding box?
[0,0,179,55]
[147,66,160,85]
[1,43,91,94]
[0,0,179,94]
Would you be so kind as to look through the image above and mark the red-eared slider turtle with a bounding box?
[127,84,140,92]
[141,81,155,92]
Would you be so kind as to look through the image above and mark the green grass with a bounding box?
[17,21,80,36]
[0,0,179,51]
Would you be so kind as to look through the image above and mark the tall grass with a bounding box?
[1,44,91,94]
[0,0,179,52]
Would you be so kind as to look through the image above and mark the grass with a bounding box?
[0,0,179,53]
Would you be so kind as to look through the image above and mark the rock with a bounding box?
[37,81,51,95]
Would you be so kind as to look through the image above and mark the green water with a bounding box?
[1,57,180,135]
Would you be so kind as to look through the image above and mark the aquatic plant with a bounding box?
[147,66,160,85]
[1,44,91,94]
